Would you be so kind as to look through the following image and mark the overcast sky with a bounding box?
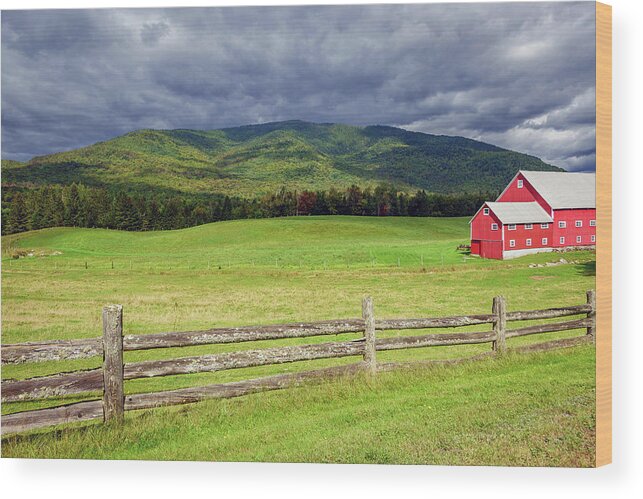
[1,2,596,171]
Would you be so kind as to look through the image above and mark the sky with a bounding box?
[1,2,596,171]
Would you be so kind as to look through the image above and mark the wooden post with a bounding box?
[586,289,596,341]
[492,296,507,353]
[362,296,377,374]
[102,305,124,423]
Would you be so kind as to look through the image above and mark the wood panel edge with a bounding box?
[595,0,612,468]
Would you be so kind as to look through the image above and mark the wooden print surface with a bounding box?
[596,1,612,467]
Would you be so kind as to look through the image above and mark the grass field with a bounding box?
[1,216,596,464]
[1,347,595,466]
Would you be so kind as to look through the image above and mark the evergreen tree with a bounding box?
[112,192,138,230]
[63,183,82,226]
[408,190,430,216]
[6,192,28,233]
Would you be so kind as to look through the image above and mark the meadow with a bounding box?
[1,216,596,464]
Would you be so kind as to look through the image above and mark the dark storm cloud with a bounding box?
[1,2,596,170]
[141,21,171,46]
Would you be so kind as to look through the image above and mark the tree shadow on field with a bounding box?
[576,260,596,277]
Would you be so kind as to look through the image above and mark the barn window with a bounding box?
[591,235,596,242]
[575,220,582,227]
[558,221,566,228]
[542,238,548,245]
[560,236,565,244]
[526,238,532,246]
[590,220,596,226]
[509,240,516,248]
[491,223,498,231]
[483,208,489,215]
[541,223,549,229]
[525,223,533,230]
[507,224,516,231]
[517,179,524,188]
[577,235,582,243]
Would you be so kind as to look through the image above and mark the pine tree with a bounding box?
[6,192,28,233]
[27,190,46,230]
[63,183,81,226]
[112,192,138,230]
[48,187,65,227]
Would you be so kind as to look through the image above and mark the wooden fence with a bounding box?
[0,291,596,435]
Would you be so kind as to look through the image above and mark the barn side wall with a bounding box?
[552,208,597,247]
[503,223,553,251]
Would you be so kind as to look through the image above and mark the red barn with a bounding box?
[470,171,596,260]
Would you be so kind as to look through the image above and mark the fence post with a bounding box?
[102,305,124,424]
[492,296,507,353]
[586,289,596,341]
[362,296,377,374]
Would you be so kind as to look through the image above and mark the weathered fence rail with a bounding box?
[1,291,596,435]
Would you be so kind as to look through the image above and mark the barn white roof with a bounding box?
[485,202,553,224]
[519,170,596,209]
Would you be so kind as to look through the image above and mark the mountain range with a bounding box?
[2,120,562,197]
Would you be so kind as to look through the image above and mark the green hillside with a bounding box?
[2,121,561,197]
[2,216,470,275]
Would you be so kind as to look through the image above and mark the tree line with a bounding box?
[1,183,496,235]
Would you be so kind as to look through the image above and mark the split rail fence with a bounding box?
[1,290,596,435]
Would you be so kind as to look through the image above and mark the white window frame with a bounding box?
[525,223,533,230]
[541,223,549,229]
[491,223,498,231]
[575,220,582,228]
[526,238,532,247]
[590,220,596,227]
[507,224,516,231]
[517,179,524,188]
[576,235,582,243]
[591,235,596,243]
[558,221,566,228]
[560,236,565,244]
[509,239,516,248]
[542,237,548,245]
[483,207,489,215]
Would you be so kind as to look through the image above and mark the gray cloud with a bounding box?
[141,21,171,46]
[1,3,596,171]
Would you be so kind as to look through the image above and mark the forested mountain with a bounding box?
[2,120,561,197]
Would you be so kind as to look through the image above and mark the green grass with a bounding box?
[1,347,596,466]
[1,216,596,464]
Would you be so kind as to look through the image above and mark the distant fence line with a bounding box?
[4,255,466,270]
[1,291,596,435]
